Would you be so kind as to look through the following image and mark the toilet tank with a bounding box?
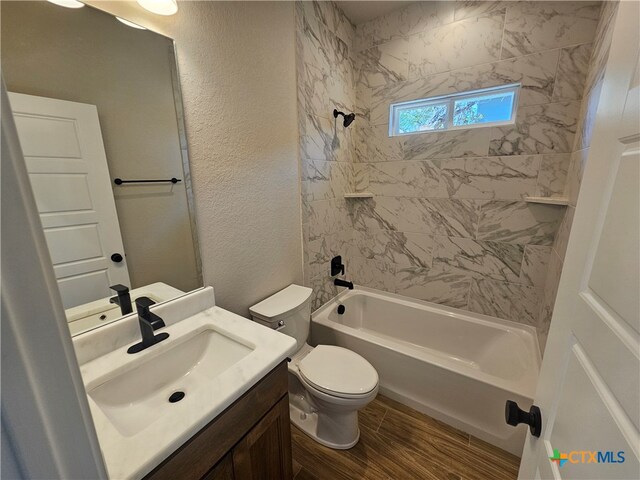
[249,284,312,351]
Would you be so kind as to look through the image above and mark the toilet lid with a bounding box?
[298,345,378,396]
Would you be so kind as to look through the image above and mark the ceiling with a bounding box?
[337,1,415,25]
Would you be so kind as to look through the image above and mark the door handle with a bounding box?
[111,253,124,263]
[505,400,542,437]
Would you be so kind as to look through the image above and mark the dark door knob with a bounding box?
[111,253,123,263]
[505,400,542,437]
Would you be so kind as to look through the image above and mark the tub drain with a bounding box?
[168,391,185,403]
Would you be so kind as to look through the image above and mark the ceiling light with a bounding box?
[136,0,178,16]
[47,0,84,8]
[116,17,147,30]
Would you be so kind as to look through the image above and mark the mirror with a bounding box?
[1,1,202,336]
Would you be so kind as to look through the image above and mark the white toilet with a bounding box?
[250,284,378,449]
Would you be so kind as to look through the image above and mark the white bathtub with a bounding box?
[311,287,541,456]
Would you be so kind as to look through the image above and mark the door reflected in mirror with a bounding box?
[1,1,202,335]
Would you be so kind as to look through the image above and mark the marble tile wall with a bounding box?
[296,1,613,355]
[350,1,603,345]
[296,1,357,309]
[536,0,619,350]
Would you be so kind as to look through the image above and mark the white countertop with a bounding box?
[74,288,297,480]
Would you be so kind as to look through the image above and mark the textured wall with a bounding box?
[295,1,357,309]
[85,1,303,316]
[537,0,619,349]
[1,1,200,293]
[298,1,604,347]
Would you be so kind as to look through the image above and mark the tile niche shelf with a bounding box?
[344,192,374,199]
[524,196,569,206]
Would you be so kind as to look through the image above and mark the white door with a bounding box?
[518,3,640,480]
[8,92,130,309]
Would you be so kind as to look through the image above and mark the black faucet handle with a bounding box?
[135,296,156,314]
[109,284,133,315]
[331,255,345,276]
[110,284,129,294]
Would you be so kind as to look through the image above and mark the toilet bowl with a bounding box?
[250,285,378,449]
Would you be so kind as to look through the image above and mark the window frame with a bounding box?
[388,83,521,137]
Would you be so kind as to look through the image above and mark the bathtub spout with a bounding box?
[334,278,354,289]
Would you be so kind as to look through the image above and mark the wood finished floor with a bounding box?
[291,395,520,480]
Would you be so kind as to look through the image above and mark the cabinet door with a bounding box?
[232,396,293,480]
[202,453,234,480]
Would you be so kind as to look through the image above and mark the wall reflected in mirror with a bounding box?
[1,1,202,336]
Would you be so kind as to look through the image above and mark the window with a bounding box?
[389,84,520,136]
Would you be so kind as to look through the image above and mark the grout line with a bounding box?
[517,244,529,284]
[403,42,591,83]
[499,5,508,61]
[463,277,473,311]
[550,43,563,101]
[352,5,593,82]
[474,201,482,240]
[533,154,544,198]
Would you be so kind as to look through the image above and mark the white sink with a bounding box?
[88,327,253,437]
[75,287,297,480]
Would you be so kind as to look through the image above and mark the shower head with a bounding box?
[333,109,356,128]
[343,112,356,127]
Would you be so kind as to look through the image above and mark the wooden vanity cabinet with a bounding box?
[144,361,292,480]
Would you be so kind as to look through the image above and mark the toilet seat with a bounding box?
[298,345,378,399]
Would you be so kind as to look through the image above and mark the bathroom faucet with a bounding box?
[109,284,133,315]
[334,278,354,290]
[127,297,169,354]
